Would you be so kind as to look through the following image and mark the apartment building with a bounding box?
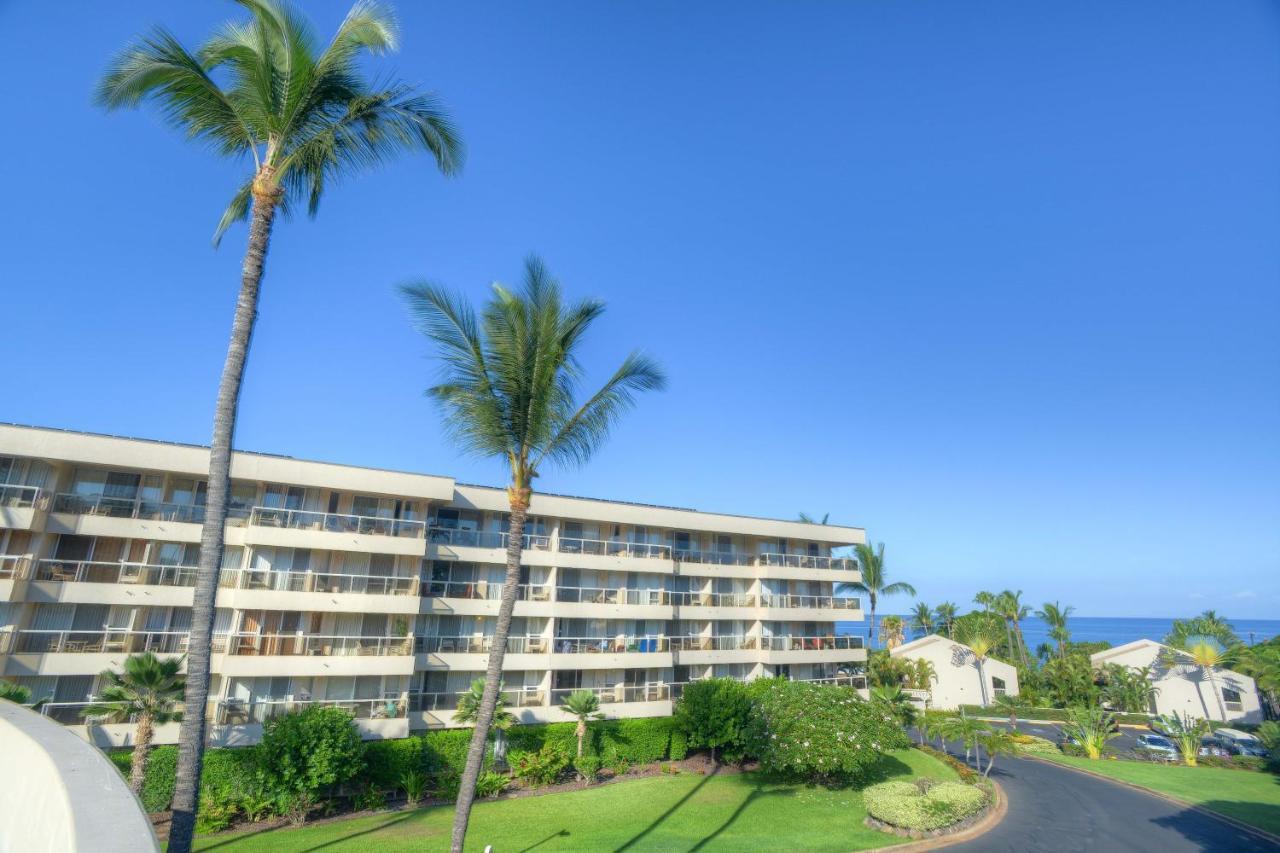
[0,423,866,747]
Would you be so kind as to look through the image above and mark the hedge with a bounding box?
[864,779,987,831]
[110,715,685,812]
[958,705,1153,726]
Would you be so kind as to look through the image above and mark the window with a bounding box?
[1222,687,1244,711]
[991,676,1007,697]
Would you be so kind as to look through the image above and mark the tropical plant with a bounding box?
[939,709,989,768]
[510,742,571,786]
[841,542,915,644]
[97,5,462,848]
[400,770,429,806]
[879,615,907,650]
[1156,711,1210,766]
[0,679,49,709]
[933,602,958,638]
[1061,706,1119,760]
[1039,654,1100,709]
[908,602,934,638]
[402,260,663,852]
[254,705,365,824]
[562,689,605,759]
[1036,601,1075,659]
[1165,611,1240,649]
[454,678,516,730]
[906,658,937,692]
[673,677,752,763]
[1100,664,1160,714]
[975,729,1019,777]
[870,684,918,732]
[1233,638,1280,718]
[973,591,996,613]
[1162,635,1235,721]
[797,512,830,525]
[867,650,914,688]
[82,653,185,794]
[955,620,1001,706]
[863,780,988,831]
[995,590,1031,668]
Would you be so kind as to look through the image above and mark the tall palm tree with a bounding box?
[933,602,958,638]
[973,590,996,612]
[908,602,934,638]
[82,653,185,795]
[1164,635,1233,721]
[1036,601,1074,659]
[880,615,907,649]
[842,542,915,644]
[98,6,461,848]
[562,689,605,758]
[998,590,1031,668]
[402,258,664,853]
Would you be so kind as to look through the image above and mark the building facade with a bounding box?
[889,634,1019,710]
[0,424,867,746]
[1091,640,1263,725]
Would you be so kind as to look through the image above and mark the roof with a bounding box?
[1089,638,1166,664]
[889,633,1016,668]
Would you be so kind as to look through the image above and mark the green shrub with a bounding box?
[255,707,365,824]
[673,678,753,763]
[956,704,1150,726]
[511,743,570,786]
[109,745,177,812]
[400,770,429,805]
[474,771,509,799]
[864,780,987,831]
[364,737,425,789]
[574,754,602,783]
[351,783,386,812]
[194,800,240,835]
[746,681,909,783]
[1008,734,1059,756]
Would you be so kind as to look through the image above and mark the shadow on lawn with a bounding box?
[613,767,719,851]
[199,813,416,853]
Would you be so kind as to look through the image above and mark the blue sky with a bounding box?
[1,1,1277,619]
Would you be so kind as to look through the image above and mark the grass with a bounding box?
[192,748,955,852]
[1041,754,1280,837]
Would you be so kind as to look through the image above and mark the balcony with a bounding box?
[670,591,757,608]
[415,635,549,654]
[794,675,868,689]
[552,636,667,654]
[673,549,754,567]
[556,537,671,560]
[0,554,32,579]
[422,580,551,602]
[407,687,546,713]
[756,554,858,571]
[761,593,860,611]
[216,633,413,657]
[220,568,418,596]
[759,635,864,651]
[52,493,228,525]
[670,634,757,651]
[426,527,551,551]
[13,629,190,655]
[213,697,405,725]
[35,559,197,587]
[550,683,670,705]
[249,507,425,539]
[0,484,41,509]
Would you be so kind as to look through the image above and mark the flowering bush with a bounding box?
[864,779,987,831]
[744,681,909,783]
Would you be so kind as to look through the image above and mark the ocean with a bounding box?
[838,615,1280,651]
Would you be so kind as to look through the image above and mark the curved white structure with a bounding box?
[0,700,157,853]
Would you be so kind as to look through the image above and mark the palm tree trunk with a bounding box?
[1013,622,1029,668]
[169,186,278,853]
[1206,667,1228,721]
[976,659,989,706]
[576,720,586,758]
[450,491,527,853]
[867,593,876,642]
[129,712,154,795]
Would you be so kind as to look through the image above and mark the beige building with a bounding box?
[889,634,1019,710]
[1091,639,1263,725]
[0,424,867,746]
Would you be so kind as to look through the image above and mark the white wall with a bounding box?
[893,638,1019,710]
[1094,643,1263,725]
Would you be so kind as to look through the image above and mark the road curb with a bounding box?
[879,778,1008,852]
[1024,754,1280,847]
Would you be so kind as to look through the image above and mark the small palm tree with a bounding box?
[957,623,1001,706]
[0,679,49,709]
[842,543,915,644]
[403,259,664,852]
[908,602,934,638]
[455,678,515,731]
[933,602,958,638]
[870,685,917,734]
[879,615,907,650]
[562,690,605,758]
[82,653,185,794]
[1062,706,1119,760]
[992,693,1026,731]
[941,710,989,768]
[1157,711,1209,767]
[797,512,830,525]
[975,729,1019,778]
[98,6,462,848]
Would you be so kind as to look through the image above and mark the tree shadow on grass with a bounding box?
[613,767,719,852]
[687,776,795,852]
[516,828,572,852]
[198,812,417,853]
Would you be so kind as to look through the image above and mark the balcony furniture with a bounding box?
[644,683,665,701]
[520,690,544,707]
[525,637,548,653]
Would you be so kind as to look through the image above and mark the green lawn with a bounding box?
[1042,755,1280,836]
[193,749,954,852]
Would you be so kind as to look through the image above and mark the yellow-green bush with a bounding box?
[864,780,987,831]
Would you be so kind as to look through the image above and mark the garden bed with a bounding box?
[862,778,995,840]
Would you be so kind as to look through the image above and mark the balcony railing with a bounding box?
[422,580,552,601]
[0,554,32,579]
[218,633,412,657]
[14,629,190,655]
[220,568,417,596]
[35,559,198,587]
[52,492,243,525]
[214,697,404,725]
[756,553,858,571]
[759,635,865,652]
[39,702,106,724]
[761,594,860,610]
[673,549,754,567]
[551,636,667,654]
[0,484,40,509]
[427,527,551,550]
[406,687,545,712]
[249,506,425,538]
[550,683,670,705]
[669,591,757,607]
[795,675,868,689]
[556,537,671,560]
[415,634,548,654]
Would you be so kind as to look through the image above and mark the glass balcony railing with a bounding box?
[556,537,671,559]
[0,484,41,509]
[0,554,32,579]
[53,492,232,524]
[421,580,551,601]
[550,683,670,704]
[14,629,190,655]
[414,634,548,654]
[426,527,551,551]
[219,568,417,596]
[250,507,425,538]
[759,593,860,610]
[759,635,864,652]
[218,633,412,657]
[213,697,404,725]
[794,675,868,689]
[551,636,668,654]
[756,553,858,571]
[673,549,754,567]
[36,559,198,586]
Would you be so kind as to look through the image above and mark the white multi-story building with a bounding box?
[0,423,866,747]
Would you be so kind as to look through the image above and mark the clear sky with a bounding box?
[1,1,1277,619]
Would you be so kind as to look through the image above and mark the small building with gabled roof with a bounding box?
[889,634,1019,710]
[1090,639,1263,724]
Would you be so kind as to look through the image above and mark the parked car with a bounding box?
[1212,728,1269,758]
[1199,736,1230,758]
[1133,734,1179,761]
[1149,719,1174,737]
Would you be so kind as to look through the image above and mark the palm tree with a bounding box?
[842,543,915,644]
[1062,706,1119,760]
[998,590,1032,668]
[1157,711,1209,767]
[933,602,958,638]
[941,710,988,768]
[870,684,918,735]
[973,591,996,612]
[992,693,1026,732]
[82,653,185,794]
[797,512,829,525]
[975,729,1019,778]
[97,6,462,848]
[1036,601,1074,659]
[454,678,516,731]
[1164,635,1233,721]
[0,679,49,709]
[562,689,605,759]
[879,615,907,650]
[957,622,1000,706]
[908,602,934,638]
[402,259,664,853]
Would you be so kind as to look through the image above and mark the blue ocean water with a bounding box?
[839,615,1280,652]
